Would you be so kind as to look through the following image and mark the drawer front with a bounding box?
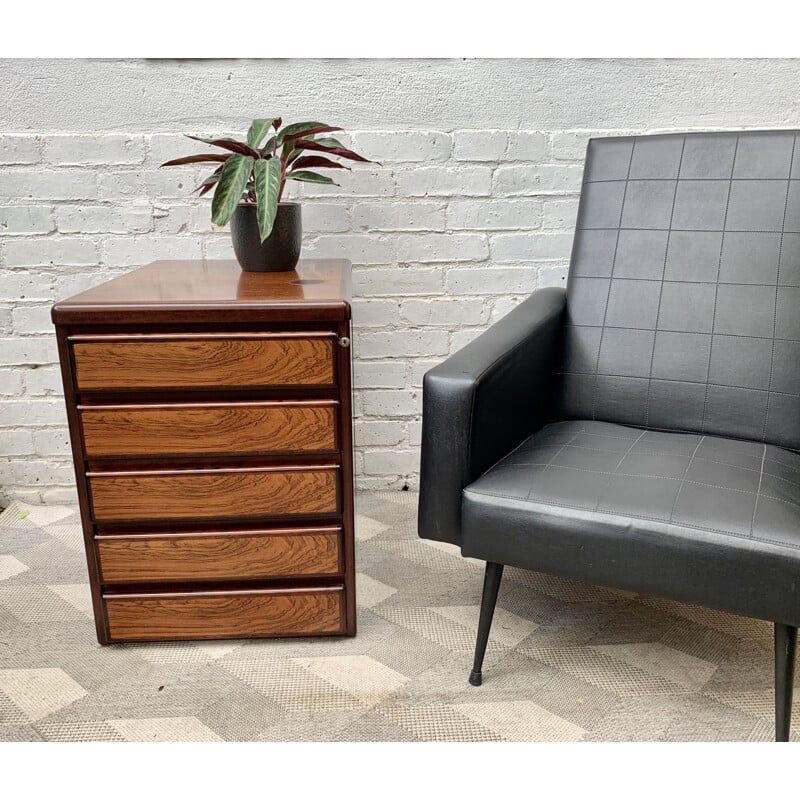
[104,587,344,641]
[81,402,337,457]
[89,467,338,522]
[97,526,342,583]
[72,334,335,390]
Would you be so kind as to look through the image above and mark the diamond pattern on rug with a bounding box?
[222,659,363,712]
[194,641,242,660]
[48,584,93,617]
[0,668,86,720]
[292,655,410,707]
[659,695,763,742]
[374,538,483,574]
[118,640,244,665]
[0,586,87,624]
[379,703,503,742]
[37,720,125,742]
[420,538,483,567]
[640,597,773,638]
[584,694,691,741]
[0,724,44,741]
[356,572,397,608]
[454,700,587,741]
[590,642,718,691]
[531,669,621,730]
[354,514,389,542]
[432,605,538,649]
[0,490,797,741]
[197,685,285,741]
[520,645,690,695]
[374,606,504,653]
[703,689,800,719]
[658,621,738,664]
[18,504,74,527]
[108,716,223,742]
[0,556,29,581]
[0,691,29,725]
[0,503,38,529]
[42,524,84,552]
[507,567,634,604]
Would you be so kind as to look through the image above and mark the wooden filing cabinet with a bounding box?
[51,259,356,643]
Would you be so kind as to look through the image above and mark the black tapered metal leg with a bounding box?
[775,623,797,742]
[469,562,504,686]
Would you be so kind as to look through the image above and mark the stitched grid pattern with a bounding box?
[467,420,800,551]
[558,131,800,451]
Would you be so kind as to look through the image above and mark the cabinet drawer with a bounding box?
[97,526,342,583]
[104,586,344,641]
[71,333,335,391]
[81,401,337,457]
[88,466,338,522]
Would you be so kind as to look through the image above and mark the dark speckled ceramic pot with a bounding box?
[230,202,301,272]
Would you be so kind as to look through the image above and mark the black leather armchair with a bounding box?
[418,130,800,741]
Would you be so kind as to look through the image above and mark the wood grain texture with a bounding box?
[72,334,334,390]
[53,260,354,643]
[97,527,341,582]
[104,587,344,641]
[52,259,352,325]
[81,402,336,457]
[89,467,338,522]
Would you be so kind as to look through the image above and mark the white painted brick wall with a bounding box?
[1,58,798,500]
[0,170,97,201]
[44,134,145,166]
[1,206,54,234]
[0,136,41,165]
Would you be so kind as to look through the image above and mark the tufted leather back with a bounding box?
[557,130,800,450]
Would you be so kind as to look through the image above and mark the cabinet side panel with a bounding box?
[54,324,110,643]
[337,319,358,636]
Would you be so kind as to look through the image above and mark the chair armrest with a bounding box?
[417,287,566,545]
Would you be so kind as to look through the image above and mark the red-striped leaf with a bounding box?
[260,135,277,156]
[282,125,344,144]
[185,135,260,158]
[286,170,338,185]
[211,154,255,227]
[276,121,329,145]
[246,118,281,149]
[161,153,230,167]
[193,165,224,194]
[293,138,370,162]
[314,137,345,149]
[290,155,350,171]
[254,158,282,242]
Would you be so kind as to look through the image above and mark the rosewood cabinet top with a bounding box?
[52,259,352,325]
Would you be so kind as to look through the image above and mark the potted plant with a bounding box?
[161,117,373,272]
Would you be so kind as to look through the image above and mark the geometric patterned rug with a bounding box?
[0,491,795,742]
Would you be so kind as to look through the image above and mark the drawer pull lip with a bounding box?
[87,464,340,477]
[104,585,344,600]
[69,331,337,342]
[95,525,342,541]
[78,399,338,411]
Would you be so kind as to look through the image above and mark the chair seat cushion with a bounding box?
[462,420,800,625]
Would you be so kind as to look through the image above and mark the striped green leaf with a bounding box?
[247,118,280,149]
[254,157,282,241]
[314,137,345,150]
[276,121,329,145]
[286,170,337,185]
[211,154,254,227]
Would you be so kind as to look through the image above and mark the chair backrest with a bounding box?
[556,130,800,450]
